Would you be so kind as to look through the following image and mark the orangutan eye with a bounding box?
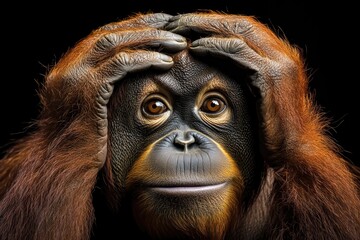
[201,97,226,115]
[143,98,169,116]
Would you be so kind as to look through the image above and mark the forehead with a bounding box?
[127,50,234,96]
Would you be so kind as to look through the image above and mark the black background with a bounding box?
[1,1,358,166]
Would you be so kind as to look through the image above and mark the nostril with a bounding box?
[174,132,196,152]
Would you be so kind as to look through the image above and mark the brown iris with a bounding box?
[143,99,168,115]
[201,97,226,114]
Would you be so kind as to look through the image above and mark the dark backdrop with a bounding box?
[1,1,358,166]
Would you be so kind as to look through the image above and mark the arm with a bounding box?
[0,13,186,240]
[166,11,360,239]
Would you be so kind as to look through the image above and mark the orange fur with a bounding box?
[1,12,360,240]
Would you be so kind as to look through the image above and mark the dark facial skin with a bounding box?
[1,12,359,240]
[104,50,262,239]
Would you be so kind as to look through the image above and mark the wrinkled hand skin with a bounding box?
[42,13,187,166]
[165,12,309,160]
[2,12,360,240]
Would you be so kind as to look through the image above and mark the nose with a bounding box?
[174,131,196,152]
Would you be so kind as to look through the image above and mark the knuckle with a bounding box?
[148,29,163,38]
[95,32,119,50]
[96,23,117,31]
[115,52,131,66]
[227,38,246,53]
[206,38,245,54]
[140,13,172,27]
[177,14,193,26]
[115,51,151,67]
[221,18,253,34]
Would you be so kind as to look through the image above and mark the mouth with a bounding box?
[149,182,228,195]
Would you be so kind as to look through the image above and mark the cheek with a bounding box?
[108,118,164,189]
[220,123,262,192]
[108,132,139,187]
[108,107,144,188]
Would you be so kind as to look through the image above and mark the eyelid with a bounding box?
[199,92,228,115]
[141,94,172,118]
[202,92,228,102]
[197,91,231,125]
[201,97,226,114]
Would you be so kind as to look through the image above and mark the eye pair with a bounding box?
[142,94,227,117]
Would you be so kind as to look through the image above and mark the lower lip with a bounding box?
[150,182,227,194]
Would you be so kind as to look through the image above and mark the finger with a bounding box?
[98,13,174,31]
[166,13,284,59]
[88,29,187,64]
[94,50,173,138]
[190,37,276,94]
[97,50,174,83]
[166,13,217,34]
[190,37,265,72]
[133,13,174,28]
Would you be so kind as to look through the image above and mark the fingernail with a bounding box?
[165,31,185,42]
[173,34,186,42]
[190,42,199,47]
[160,54,173,62]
